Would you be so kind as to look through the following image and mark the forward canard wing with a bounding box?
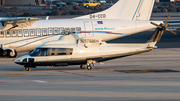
[0,17,39,31]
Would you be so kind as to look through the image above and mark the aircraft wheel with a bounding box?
[7,50,17,58]
[87,65,93,70]
[23,67,31,71]
[80,64,85,69]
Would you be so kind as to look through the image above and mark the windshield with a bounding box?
[29,48,73,56]
[29,48,49,56]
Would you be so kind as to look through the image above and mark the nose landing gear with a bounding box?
[23,67,31,71]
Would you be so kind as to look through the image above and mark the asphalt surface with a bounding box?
[0,48,180,101]
[107,30,180,48]
[0,19,180,101]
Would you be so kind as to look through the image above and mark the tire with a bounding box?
[87,65,92,70]
[97,5,101,8]
[86,5,89,8]
[80,64,85,69]
[7,50,17,58]
[24,67,31,71]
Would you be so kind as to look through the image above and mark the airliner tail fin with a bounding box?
[75,0,154,20]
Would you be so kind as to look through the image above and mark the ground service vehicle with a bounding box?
[83,1,101,8]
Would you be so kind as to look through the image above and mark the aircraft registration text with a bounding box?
[80,39,99,43]
[90,14,106,19]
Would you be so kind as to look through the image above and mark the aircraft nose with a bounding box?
[14,58,22,63]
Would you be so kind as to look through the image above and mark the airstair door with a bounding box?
[84,21,94,37]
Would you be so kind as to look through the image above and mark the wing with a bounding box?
[0,17,39,31]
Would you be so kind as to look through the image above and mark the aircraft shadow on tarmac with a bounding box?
[114,69,180,73]
[107,31,180,48]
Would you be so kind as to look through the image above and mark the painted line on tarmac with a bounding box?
[4,74,23,76]
[32,80,47,83]
[58,71,94,77]
[114,69,180,73]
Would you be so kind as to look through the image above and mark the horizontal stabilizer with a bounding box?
[0,17,39,31]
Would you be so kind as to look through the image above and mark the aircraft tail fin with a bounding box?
[146,15,177,48]
[146,28,164,48]
[75,0,154,20]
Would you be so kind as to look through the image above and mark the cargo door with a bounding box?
[84,21,94,37]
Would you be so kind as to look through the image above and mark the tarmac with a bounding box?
[0,16,180,101]
[0,48,180,101]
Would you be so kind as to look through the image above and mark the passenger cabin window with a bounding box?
[42,28,47,36]
[59,27,64,33]
[30,29,35,36]
[54,27,59,34]
[51,48,56,55]
[36,29,41,36]
[76,27,81,31]
[11,30,17,37]
[58,48,66,55]
[6,30,11,37]
[18,30,23,37]
[1,27,82,38]
[48,28,53,35]
[0,31,4,38]
[65,28,70,31]
[29,48,73,56]
[71,28,75,32]
[24,29,29,37]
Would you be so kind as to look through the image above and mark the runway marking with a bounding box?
[58,71,94,77]
[33,80,47,83]
[4,74,23,76]
[115,69,180,73]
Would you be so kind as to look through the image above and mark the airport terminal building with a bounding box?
[0,0,43,6]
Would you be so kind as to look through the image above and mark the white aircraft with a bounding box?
[14,16,177,71]
[0,0,161,57]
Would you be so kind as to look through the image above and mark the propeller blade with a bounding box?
[165,15,170,27]
[166,28,177,35]
[151,22,162,29]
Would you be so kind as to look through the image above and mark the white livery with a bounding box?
[14,16,177,71]
[1,0,161,57]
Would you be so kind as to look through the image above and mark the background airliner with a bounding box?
[0,0,162,57]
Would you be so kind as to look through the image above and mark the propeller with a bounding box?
[150,15,177,36]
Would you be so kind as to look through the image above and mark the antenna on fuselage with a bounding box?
[46,16,49,20]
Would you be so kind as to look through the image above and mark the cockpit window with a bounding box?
[29,48,49,56]
[29,48,73,56]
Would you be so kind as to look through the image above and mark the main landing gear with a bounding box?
[80,64,94,70]
[80,60,96,70]
[86,63,94,70]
